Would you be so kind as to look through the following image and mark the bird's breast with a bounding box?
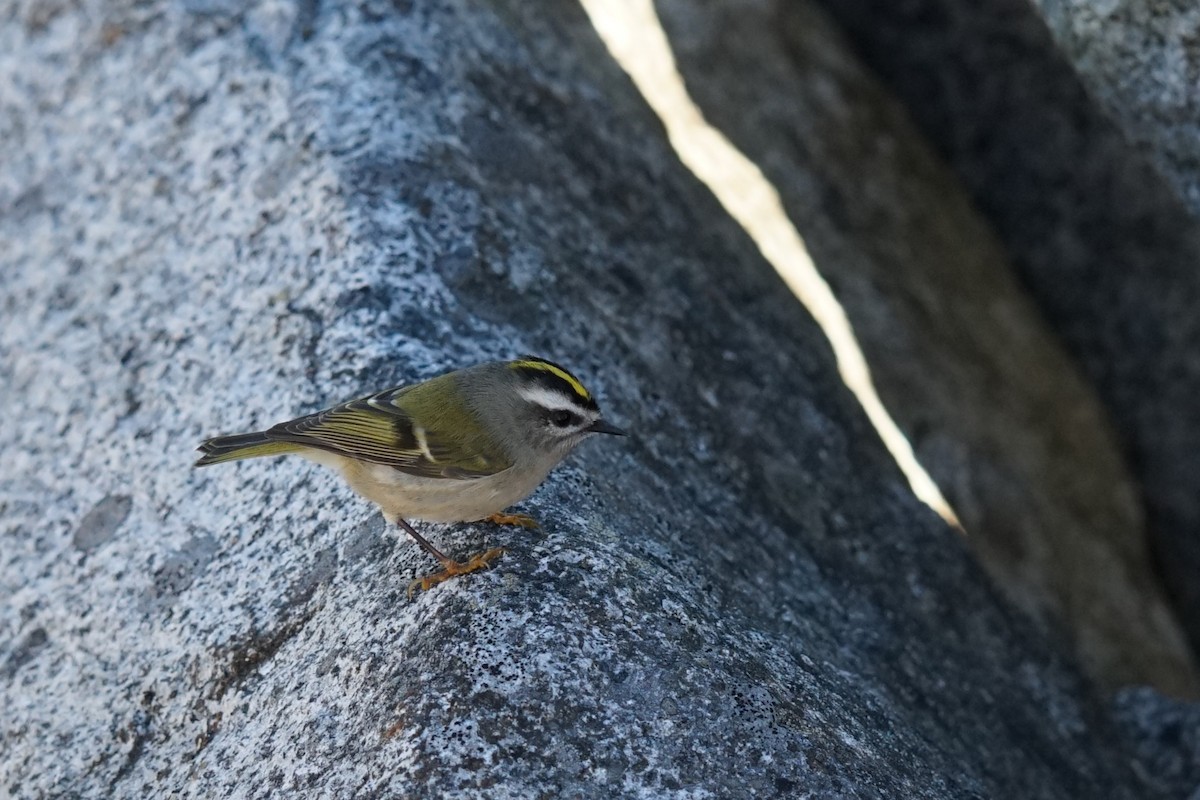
[336,458,558,523]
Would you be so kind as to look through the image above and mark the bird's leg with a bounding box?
[395,518,505,597]
[485,510,540,529]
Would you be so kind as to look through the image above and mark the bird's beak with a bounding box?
[587,419,627,436]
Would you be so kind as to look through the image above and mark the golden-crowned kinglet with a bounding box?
[196,356,626,594]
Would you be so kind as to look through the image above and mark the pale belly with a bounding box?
[306,451,555,524]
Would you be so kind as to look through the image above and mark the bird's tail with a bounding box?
[194,431,300,466]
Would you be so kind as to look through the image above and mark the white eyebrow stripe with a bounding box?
[518,385,593,414]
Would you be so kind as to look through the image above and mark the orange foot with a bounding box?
[407,547,506,597]
[485,511,540,529]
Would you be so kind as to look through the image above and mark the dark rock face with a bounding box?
[1114,687,1200,800]
[655,0,1197,698]
[0,0,1177,797]
[1030,0,1200,216]
[807,0,1200,670]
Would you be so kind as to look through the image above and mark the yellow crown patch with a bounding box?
[509,357,593,403]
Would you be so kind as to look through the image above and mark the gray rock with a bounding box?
[1113,687,1200,799]
[73,495,133,554]
[808,0,1200,667]
[655,0,1198,698]
[1032,0,1200,215]
[0,0,1171,796]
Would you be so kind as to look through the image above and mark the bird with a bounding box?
[195,356,626,594]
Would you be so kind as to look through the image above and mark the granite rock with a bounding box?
[0,0,1174,796]
[1113,686,1200,800]
[1032,0,1200,215]
[656,0,1198,698]
[808,0,1200,667]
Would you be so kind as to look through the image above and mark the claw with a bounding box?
[407,547,506,597]
[485,511,540,529]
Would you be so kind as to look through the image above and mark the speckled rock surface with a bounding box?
[1032,0,1200,214]
[1113,687,1200,799]
[808,0,1200,666]
[0,0,1174,796]
[655,0,1198,698]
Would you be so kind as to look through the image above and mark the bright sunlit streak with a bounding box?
[581,0,961,529]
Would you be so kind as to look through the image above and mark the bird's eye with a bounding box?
[548,409,577,428]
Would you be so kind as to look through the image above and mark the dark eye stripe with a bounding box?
[548,409,582,428]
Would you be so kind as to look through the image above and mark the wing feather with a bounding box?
[264,382,511,480]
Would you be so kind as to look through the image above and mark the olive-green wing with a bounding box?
[264,378,512,480]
